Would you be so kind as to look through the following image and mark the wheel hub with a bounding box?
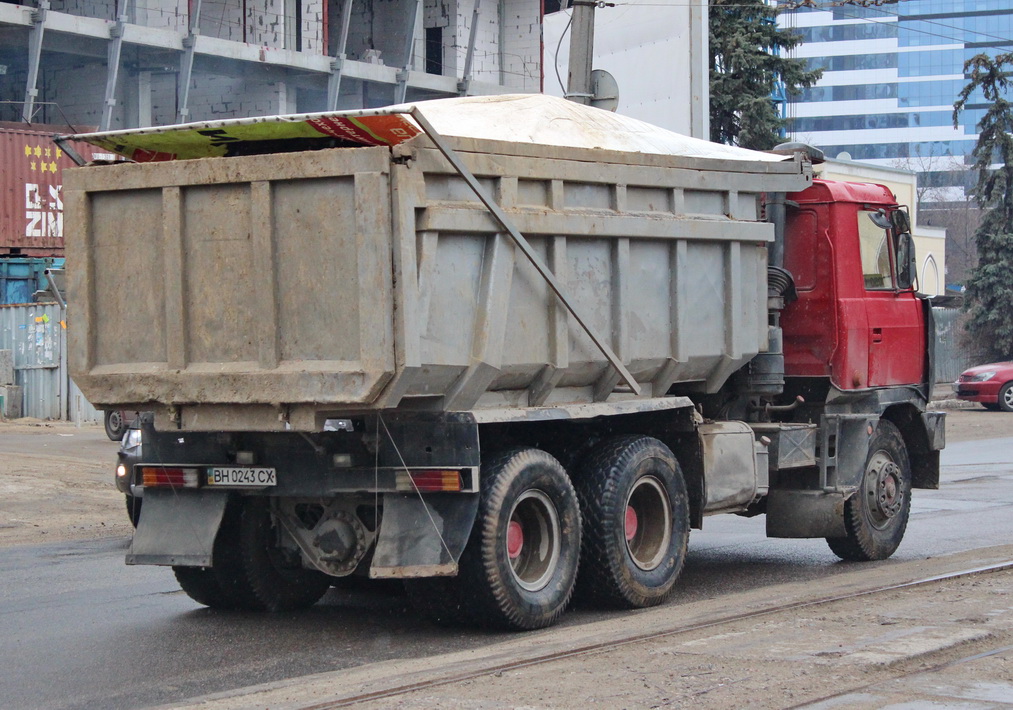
[865,453,904,527]
[625,506,639,542]
[507,490,560,592]
[625,476,671,572]
[875,462,902,517]
[275,501,373,577]
[507,520,524,559]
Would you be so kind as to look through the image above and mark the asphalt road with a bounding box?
[1,435,1012,710]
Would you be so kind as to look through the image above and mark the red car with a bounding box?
[954,362,1013,412]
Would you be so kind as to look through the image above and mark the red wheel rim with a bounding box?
[507,520,524,559]
[625,505,638,542]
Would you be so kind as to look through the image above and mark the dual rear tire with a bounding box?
[174,498,332,612]
[406,437,690,629]
[575,436,690,608]
[407,448,583,630]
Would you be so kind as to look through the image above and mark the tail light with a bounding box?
[396,469,463,492]
[141,466,201,488]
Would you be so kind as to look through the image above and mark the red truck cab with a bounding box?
[781,179,925,391]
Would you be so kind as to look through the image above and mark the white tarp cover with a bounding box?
[67,94,789,164]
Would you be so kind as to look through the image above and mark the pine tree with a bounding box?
[709,0,821,150]
[953,53,1013,361]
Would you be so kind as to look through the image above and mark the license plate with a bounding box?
[207,467,277,487]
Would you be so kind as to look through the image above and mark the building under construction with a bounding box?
[0,0,542,131]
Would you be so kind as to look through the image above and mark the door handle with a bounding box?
[872,327,883,344]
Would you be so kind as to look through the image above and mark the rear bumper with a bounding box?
[124,414,483,574]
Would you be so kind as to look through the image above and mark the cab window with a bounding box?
[858,210,894,289]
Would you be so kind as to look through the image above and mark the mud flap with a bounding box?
[765,489,851,538]
[126,489,229,566]
[369,492,479,578]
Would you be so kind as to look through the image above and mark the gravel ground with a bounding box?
[0,419,128,546]
[173,546,1013,710]
[351,566,1013,710]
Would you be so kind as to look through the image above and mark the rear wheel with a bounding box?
[999,382,1013,412]
[175,498,332,611]
[575,436,689,608]
[827,420,911,561]
[173,566,236,609]
[454,448,581,630]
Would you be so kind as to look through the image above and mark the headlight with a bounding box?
[971,371,997,382]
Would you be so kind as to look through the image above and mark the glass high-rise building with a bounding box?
[779,1,1013,206]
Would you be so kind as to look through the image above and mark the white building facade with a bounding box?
[542,0,709,139]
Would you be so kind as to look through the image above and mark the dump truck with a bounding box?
[61,95,944,630]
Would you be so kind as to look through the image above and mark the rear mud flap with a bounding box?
[765,489,851,538]
[126,489,229,566]
[369,492,479,578]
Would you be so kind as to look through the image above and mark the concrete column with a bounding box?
[566,1,594,104]
[689,0,709,140]
[138,71,152,127]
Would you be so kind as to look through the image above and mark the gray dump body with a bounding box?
[66,127,811,430]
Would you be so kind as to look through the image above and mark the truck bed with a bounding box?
[64,98,812,430]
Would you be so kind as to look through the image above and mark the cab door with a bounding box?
[856,209,925,387]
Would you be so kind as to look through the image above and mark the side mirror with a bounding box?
[869,210,892,229]
[895,232,916,290]
[890,209,911,235]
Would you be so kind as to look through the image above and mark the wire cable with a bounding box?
[554,13,575,94]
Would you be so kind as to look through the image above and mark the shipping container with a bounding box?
[0,123,104,256]
[0,256,65,305]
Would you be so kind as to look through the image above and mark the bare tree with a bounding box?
[890,153,978,287]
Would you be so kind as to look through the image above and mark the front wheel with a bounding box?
[998,382,1013,412]
[575,436,689,608]
[455,448,582,630]
[827,420,911,561]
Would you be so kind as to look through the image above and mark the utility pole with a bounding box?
[565,1,595,105]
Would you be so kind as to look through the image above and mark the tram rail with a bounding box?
[304,559,1013,709]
